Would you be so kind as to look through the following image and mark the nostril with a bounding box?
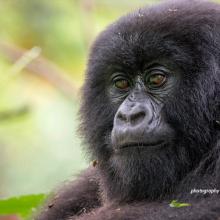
[130,111,146,125]
[117,111,146,125]
[117,112,128,122]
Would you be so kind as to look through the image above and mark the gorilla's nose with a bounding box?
[111,101,171,149]
[117,109,146,126]
[115,104,152,128]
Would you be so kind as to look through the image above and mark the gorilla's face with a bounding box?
[110,62,178,155]
[81,2,219,202]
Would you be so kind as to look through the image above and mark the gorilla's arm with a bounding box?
[35,167,100,220]
[69,198,220,220]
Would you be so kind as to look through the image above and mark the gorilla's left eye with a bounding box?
[114,79,130,90]
[146,73,167,89]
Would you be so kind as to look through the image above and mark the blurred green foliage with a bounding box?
[0,194,46,219]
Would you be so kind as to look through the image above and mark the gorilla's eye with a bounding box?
[146,73,167,89]
[114,79,130,90]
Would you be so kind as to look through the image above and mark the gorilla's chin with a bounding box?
[100,143,186,202]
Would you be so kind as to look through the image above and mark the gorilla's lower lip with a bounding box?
[118,140,165,150]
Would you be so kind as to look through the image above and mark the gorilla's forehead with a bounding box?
[89,0,220,72]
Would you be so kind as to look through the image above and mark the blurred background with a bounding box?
[3,0,220,202]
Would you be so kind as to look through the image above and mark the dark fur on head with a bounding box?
[80,0,220,202]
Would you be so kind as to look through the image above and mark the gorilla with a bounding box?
[36,0,220,219]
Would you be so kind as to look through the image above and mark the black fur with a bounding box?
[36,0,220,219]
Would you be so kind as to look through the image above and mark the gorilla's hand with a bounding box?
[35,168,100,220]
[69,203,148,220]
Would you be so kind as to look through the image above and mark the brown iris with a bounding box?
[147,73,166,88]
[114,79,130,89]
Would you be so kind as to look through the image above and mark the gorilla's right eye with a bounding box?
[146,73,167,89]
[114,78,130,90]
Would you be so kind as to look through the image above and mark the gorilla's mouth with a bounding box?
[117,140,166,150]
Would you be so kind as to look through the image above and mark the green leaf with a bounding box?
[169,200,191,208]
[0,194,47,218]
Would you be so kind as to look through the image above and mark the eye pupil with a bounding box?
[148,74,166,88]
[115,79,129,89]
